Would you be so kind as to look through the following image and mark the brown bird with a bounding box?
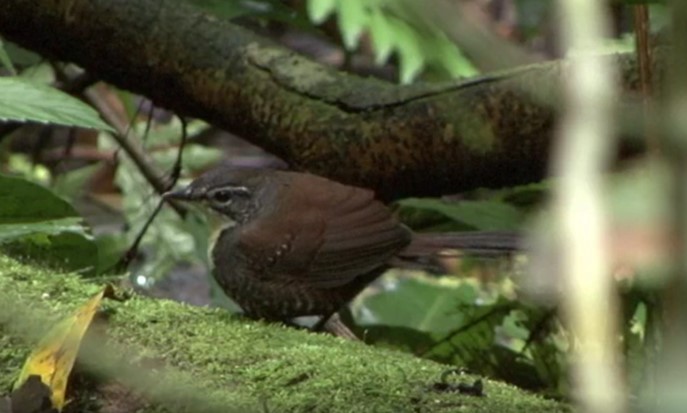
[165,167,519,327]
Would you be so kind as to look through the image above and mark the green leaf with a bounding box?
[0,217,86,242]
[337,0,367,50]
[398,198,524,231]
[0,38,17,75]
[389,18,424,84]
[304,0,478,83]
[497,181,550,210]
[0,174,79,223]
[426,302,511,363]
[94,234,129,275]
[2,231,98,274]
[307,0,338,24]
[0,174,97,274]
[369,10,395,65]
[431,34,478,78]
[1,40,41,67]
[52,164,101,199]
[352,269,565,393]
[353,274,481,334]
[0,77,114,131]
[424,300,561,391]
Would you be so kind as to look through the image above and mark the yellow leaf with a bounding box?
[14,285,115,411]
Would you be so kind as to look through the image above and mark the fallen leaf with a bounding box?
[14,285,115,411]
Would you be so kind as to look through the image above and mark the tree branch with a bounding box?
[0,0,647,199]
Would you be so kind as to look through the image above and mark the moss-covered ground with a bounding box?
[0,255,569,412]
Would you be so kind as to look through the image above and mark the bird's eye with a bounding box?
[210,190,232,204]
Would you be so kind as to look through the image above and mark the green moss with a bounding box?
[0,255,569,412]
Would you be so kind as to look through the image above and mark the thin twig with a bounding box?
[81,88,185,216]
[114,197,166,273]
[114,116,189,271]
[170,117,188,185]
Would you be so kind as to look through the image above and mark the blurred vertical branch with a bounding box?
[659,1,687,411]
[633,5,657,154]
[553,1,624,413]
[667,1,687,330]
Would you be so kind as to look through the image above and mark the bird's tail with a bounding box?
[388,231,522,272]
[397,230,522,258]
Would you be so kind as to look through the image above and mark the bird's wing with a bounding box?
[237,173,411,288]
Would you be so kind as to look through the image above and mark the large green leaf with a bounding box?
[353,275,482,334]
[0,174,97,274]
[0,77,113,131]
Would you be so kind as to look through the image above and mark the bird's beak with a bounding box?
[163,186,195,201]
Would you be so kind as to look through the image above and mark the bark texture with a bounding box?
[0,0,645,199]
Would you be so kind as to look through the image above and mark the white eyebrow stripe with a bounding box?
[210,185,249,192]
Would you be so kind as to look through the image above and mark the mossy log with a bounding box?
[0,255,569,412]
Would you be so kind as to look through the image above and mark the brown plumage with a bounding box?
[165,167,519,323]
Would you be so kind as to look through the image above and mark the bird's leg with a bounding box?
[313,312,359,340]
